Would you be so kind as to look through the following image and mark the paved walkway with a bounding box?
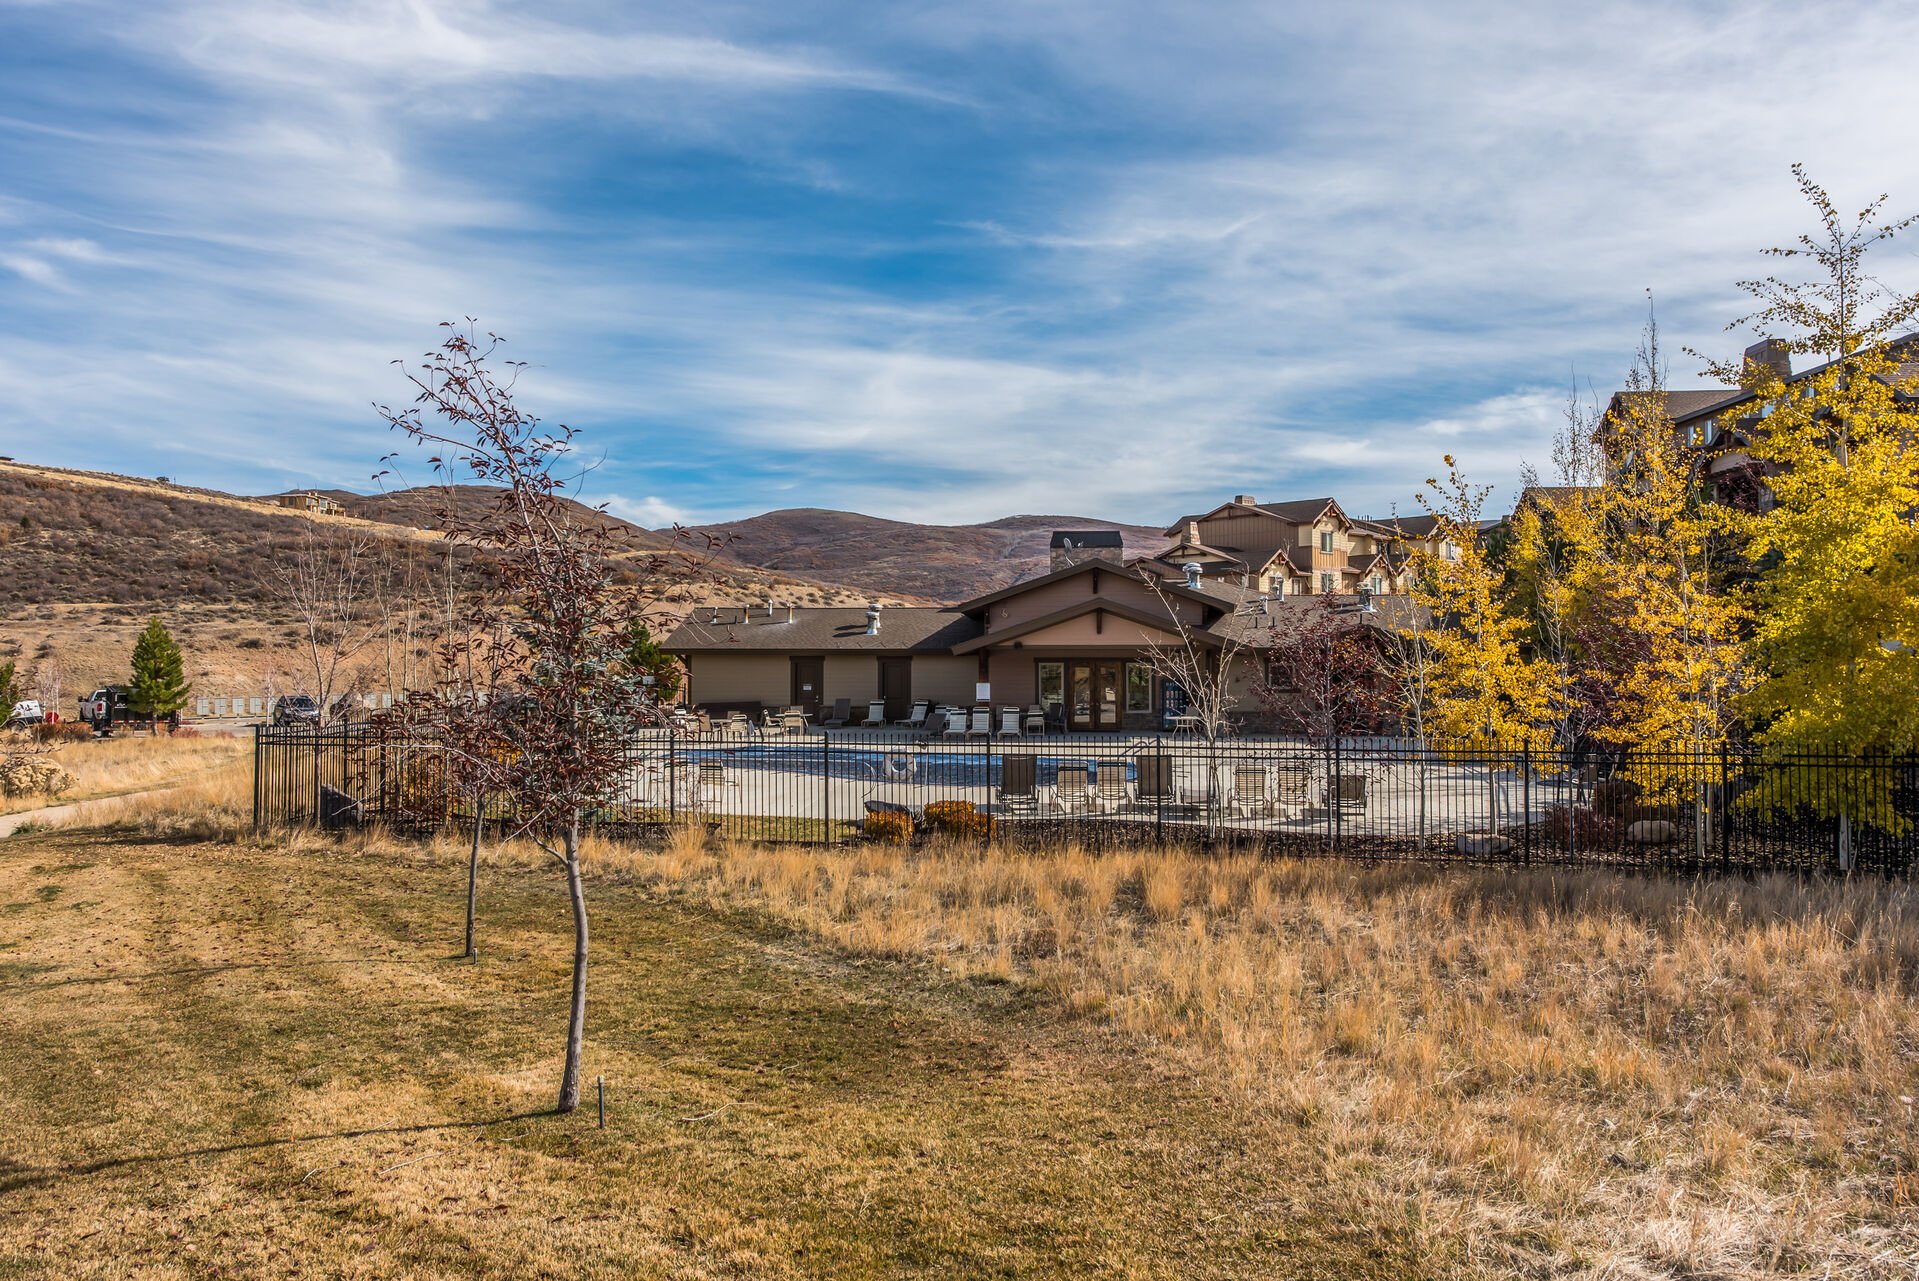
[0,786,179,839]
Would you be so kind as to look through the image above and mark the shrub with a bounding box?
[1,756,73,798]
[1539,804,1620,848]
[32,723,92,743]
[923,800,993,841]
[864,809,913,845]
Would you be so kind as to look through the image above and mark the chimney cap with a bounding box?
[1232,494,1256,506]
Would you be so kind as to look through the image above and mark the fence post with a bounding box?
[252,724,263,834]
[1521,743,1532,865]
[1719,742,1732,872]
[1329,735,1339,853]
[823,730,833,845]
[1155,739,1165,847]
[667,733,678,828]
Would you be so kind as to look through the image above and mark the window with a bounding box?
[1037,662,1064,715]
[1369,576,1383,595]
[1319,530,1334,553]
[1442,542,1459,561]
[1319,572,1334,594]
[1124,663,1153,714]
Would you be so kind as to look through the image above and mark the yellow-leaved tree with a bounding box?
[1697,166,1919,866]
[1410,457,1566,839]
[1586,313,1746,857]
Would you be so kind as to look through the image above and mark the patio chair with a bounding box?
[945,710,971,741]
[1174,762,1217,814]
[821,697,854,728]
[1133,754,1174,813]
[861,699,888,728]
[695,760,728,811]
[1024,704,1047,736]
[922,709,950,739]
[998,753,1040,813]
[1094,760,1132,813]
[1273,765,1313,818]
[1056,762,1096,813]
[901,700,931,729]
[997,706,1023,737]
[725,711,752,739]
[781,709,808,736]
[1231,764,1273,818]
[965,707,993,739]
[1332,772,1370,816]
[760,710,787,740]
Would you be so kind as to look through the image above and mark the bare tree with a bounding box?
[275,525,387,725]
[1136,571,1246,744]
[30,652,62,717]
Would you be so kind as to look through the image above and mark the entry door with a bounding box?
[790,656,823,719]
[878,657,912,723]
[1067,661,1124,731]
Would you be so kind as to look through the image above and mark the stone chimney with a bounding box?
[1233,494,1256,506]
[1743,338,1792,385]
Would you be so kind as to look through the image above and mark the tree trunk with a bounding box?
[463,804,482,960]
[557,819,589,1114]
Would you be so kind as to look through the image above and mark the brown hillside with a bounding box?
[683,509,1167,602]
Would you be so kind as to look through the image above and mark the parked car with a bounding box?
[5,699,44,728]
[273,694,321,727]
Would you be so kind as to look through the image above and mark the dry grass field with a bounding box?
[6,768,1917,1277]
[0,732,248,816]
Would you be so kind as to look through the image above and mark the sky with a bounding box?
[4,1,1919,530]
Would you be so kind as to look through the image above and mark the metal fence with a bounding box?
[254,725,1919,875]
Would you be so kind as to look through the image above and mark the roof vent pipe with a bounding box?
[1182,562,1202,590]
[865,602,881,636]
[784,604,794,623]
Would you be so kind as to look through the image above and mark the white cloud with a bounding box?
[604,493,689,528]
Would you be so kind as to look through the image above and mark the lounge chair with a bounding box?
[922,709,950,739]
[965,707,992,739]
[1174,763,1216,814]
[695,760,728,811]
[997,707,1023,737]
[902,701,930,729]
[997,754,1040,813]
[1231,764,1272,817]
[821,697,853,728]
[1056,763,1096,813]
[861,699,888,728]
[1273,765,1313,817]
[781,709,808,736]
[1333,772,1369,816]
[1133,755,1174,813]
[1024,705,1047,736]
[1094,761,1132,812]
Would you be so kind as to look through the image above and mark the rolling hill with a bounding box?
[680,509,1168,602]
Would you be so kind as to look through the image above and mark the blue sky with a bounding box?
[4,1,1919,528]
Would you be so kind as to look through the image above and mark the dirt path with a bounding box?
[0,784,181,838]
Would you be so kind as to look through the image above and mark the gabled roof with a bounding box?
[950,596,1217,655]
[956,556,1231,614]
[665,606,979,653]
[1355,514,1445,539]
[1161,496,1346,537]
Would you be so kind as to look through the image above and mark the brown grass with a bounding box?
[0,732,248,816]
[594,836,1919,1278]
[49,780,1919,1275]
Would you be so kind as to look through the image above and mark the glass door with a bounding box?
[1068,661,1094,731]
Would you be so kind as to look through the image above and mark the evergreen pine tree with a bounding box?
[129,617,191,730]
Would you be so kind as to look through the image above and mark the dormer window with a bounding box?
[1319,530,1334,553]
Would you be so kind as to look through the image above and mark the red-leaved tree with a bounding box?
[378,321,688,1113]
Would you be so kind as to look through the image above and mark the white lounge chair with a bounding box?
[1093,761,1132,812]
[1056,763,1096,812]
[942,709,968,740]
[1023,705,1046,736]
[965,707,993,739]
[760,710,786,740]
[861,699,888,728]
[902,701,931,729]
[997,706,1023,737]
[1231,764,1273,817]
[695,760,728,811]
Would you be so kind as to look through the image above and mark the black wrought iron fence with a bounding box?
[253,725,1919,875]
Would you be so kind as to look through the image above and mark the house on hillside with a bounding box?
[1156,495,1453,597]
[1598,336,1919,512]
[273,491,344,516]
[667,524,1418,732]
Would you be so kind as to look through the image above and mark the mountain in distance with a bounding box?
[679,508,1169,603]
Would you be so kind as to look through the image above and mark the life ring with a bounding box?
[881,753,917,782]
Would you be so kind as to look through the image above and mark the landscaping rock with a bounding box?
[1456,832,1513,857]
[1628,820,1677,844]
